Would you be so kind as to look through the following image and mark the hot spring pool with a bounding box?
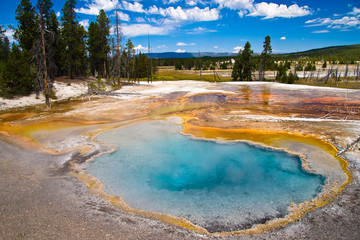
[86,121,325,232]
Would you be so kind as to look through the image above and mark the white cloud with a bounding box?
[147,6,220,22]
[305,18,332,27]
[177,42,196,46]
[157,45,167,48]
[175,49,186,53]
[122,1,145,13]
[76,0,118,15]
[164,0,181,4]
[349,7,360,16]
[56,11,60,17]
[115,11,130,22]
[331,16,360,28]
[122,24,173,37]
[79,19,90,29]
[135,17,146,22]
[134,44,148,52]
[233,46,243,53]
[305,16,360,29]
[4,28,15,43]
[187,27,218,34]
[312,30,330,33]
[186,0,204,6]
[215,0,254,11]
[280,36,286,40]
[248,3,311,19]
[214,46,219,49]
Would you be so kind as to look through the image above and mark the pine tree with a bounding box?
[232,41,254,81]
[15,0,39,59]
[0,26,10,63]
[259,35,272,81]
[0,44,33,98]
[88,21,101,76]
[241,41,254,81]
[60,0,87,78]
[125,39,135,82]
[88,9,110,78]
[231,50,243,81]
[96,9,110,78]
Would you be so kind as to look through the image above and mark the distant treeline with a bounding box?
[157,44,360,69]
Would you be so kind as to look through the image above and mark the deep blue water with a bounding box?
[87,121,325,232]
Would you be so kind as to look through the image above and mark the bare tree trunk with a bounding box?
[115,7,122,86]
[39,0,50,108]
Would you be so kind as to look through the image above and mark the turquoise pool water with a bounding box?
[87,121,325,232]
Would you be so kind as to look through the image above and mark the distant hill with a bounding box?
[146,44,360,60]
[277,44,360,60]
[147,52,237,59]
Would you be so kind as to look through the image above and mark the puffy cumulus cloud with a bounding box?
[147,6,220,22]
[76,0,118,15]
[114,11,130,22]
[79,19,90,29]
[175,49,186,53]
[215,0,254,11]
[121,1,145,13]
[248,3,311,19]
[349,7,360,16]
[122,24,173,37]
[56,11,60,17]
[134,44,148,52]
[305,16,360,29]
[186,0,204,6]
[280,36,286,40]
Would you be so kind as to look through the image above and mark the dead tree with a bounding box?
[33,0,52,108]
[337,135,360,156]
[114,6,122,86]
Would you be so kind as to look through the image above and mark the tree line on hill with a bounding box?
[0,0,155,104]
[160,36,359,84]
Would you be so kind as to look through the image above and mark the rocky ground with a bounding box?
[0,80,359,239]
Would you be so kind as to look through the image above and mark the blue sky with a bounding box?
[1,0,360,53]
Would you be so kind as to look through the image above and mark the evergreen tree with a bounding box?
[88,21,101,76]
[0,44,33,98]
[232,41,254,81]
[60,0,87,78]
[15,0,39,59]
[136,52,148,78]
[241,42,254,81]
[231,51,243,81]
[259,35,272,81]
[87,9,110,78]
[0,26,10,63]
[125,39,135,81]
[97,9,110,78]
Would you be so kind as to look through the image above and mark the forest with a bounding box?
[0,0,155,104]
[0,0,359,103]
